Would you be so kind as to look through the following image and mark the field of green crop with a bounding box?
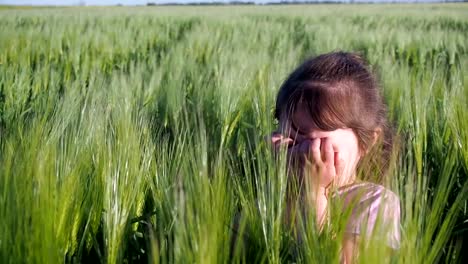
[0,4,467,263]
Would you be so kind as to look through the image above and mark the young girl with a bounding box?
[270,51,400,262]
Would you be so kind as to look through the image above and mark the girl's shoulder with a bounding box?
[333,181,399,205]
[331,181,401,249]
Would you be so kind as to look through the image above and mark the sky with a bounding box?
[3,0,255,4]
[1,0,149,5]
[0,0,450,5]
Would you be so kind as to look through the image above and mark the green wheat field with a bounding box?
[0,3,467,263]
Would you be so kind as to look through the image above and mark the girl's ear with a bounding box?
[372,127,382,146]
[366,127,382,154]
[373,127,382,145]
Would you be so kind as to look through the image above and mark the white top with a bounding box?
[331,182,401,249]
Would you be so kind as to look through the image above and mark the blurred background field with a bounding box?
[0,4,467,263]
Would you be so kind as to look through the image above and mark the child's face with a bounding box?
[280,105,362,185]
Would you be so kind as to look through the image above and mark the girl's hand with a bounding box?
[303,137,341,189]
[270,131,294,149]
[270,133,343,190]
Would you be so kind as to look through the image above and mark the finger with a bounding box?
[334,151,344,177]
[310,138,322,165]
[270,132,284,144]
[271,133,293,146]
[321,138,334,165]
[278,137,294,146]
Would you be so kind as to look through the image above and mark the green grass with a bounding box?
[0,4,467,263]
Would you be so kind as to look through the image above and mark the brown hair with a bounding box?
[275,51,394,183]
